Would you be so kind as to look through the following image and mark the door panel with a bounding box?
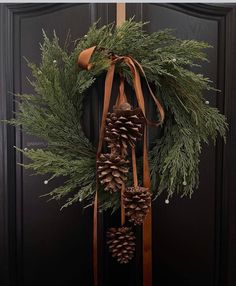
[0,4,116,286]
[126,4,235,286]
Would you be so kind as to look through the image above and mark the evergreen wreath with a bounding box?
[10,20,227,212]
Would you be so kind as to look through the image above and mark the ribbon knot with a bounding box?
[78,46,164,126]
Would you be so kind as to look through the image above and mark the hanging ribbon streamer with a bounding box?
[78,47,164,286]
[115,76,128,226]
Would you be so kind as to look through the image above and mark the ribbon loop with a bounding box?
[77,46,96,70]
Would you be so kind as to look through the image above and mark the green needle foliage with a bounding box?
[9,19,227,211]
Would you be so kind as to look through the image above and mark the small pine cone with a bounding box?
[105,106,145,153]
[97,153,129,193]
[107,227,135,264]
[123,186,151,225]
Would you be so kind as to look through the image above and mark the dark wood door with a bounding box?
[125,4,236,286]
[0,3,235,286]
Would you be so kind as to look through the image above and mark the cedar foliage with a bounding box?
[9,20,227,211]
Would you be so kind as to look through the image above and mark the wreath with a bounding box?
[10,20,227,269]
[12,20,227,210]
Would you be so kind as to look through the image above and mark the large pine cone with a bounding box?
[97,153,129,193]
[107,227,135,264]
[123,186,151,225]
[105,104,145,155]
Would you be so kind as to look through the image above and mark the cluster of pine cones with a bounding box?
[97,102,145,193]
[97,102,151,264]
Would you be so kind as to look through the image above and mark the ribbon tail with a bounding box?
[125,57,153,286]
[93,191,98,286]
[97,64,115,153]
[115,75,128,107]
[130,57,165,125]
[132,147,138,188]
[121,183,125,226]
[143,127,152,286]
[143,210,152,286]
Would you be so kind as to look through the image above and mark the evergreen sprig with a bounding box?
[9,19,227,211]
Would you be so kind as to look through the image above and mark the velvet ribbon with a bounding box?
[78,46,164,286]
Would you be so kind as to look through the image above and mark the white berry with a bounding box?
[165,199,169,204]
[79,198,82,202]
[183,181,187,186]
[23,147,28,151]
[172,58,176,62]
[205,100,210,105]
[44,180,48,185]
[53,60,57,64]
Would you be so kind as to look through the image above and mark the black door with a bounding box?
[0,4,235,286]
[126,4,236,286]
[0,4,116,286]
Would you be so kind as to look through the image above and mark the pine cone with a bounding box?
[105,105,145,155]
[107,227,135,264]
[97,153,129,193]
[123,186,151,225]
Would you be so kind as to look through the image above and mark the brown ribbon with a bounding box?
[116,76,127,226]
[78,47,164,286]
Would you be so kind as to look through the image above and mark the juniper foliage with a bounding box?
[10,20,227,211]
